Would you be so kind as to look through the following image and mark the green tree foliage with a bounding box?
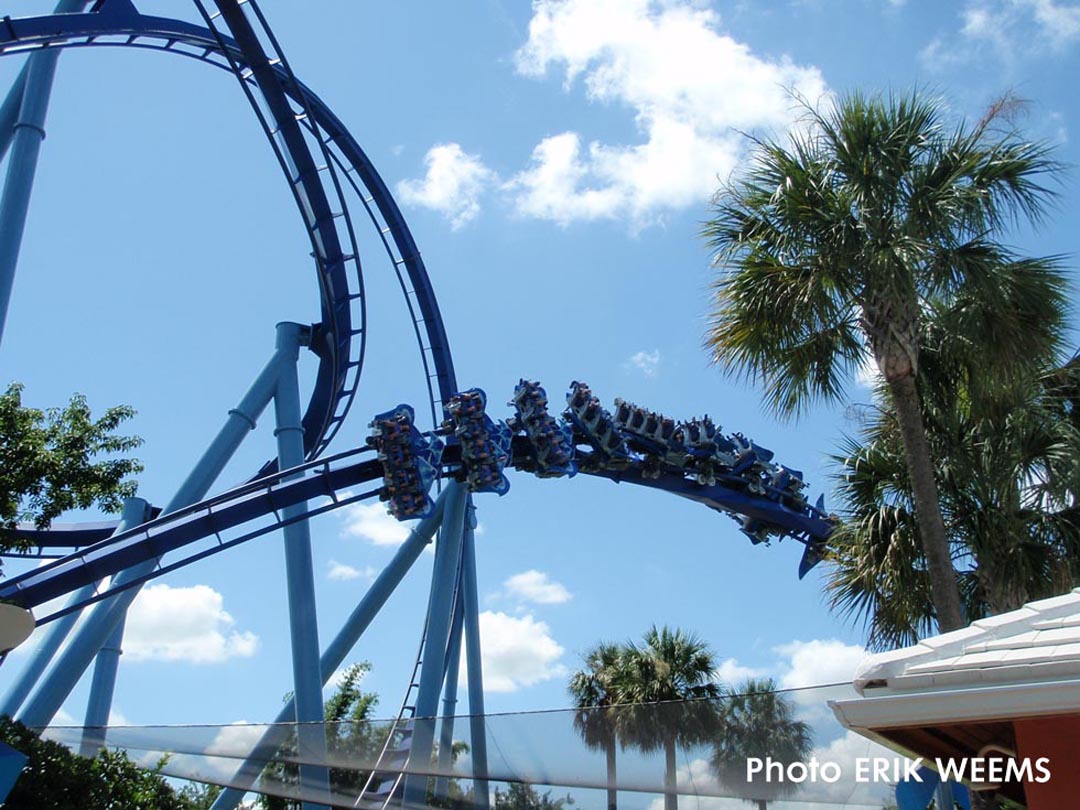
[0,383,142,548]
[492,782,575,810]
[568,627,721,810]
[257,662,382,809]
[568,642,623,810]
[703,90,1066,633]
[176,782,222,810]
[711,678,813,810]
[827,337,1080,649]
[0,715,193,810]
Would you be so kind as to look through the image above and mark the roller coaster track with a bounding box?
[0,9,834,808]
[0,0,458,471]
[1,402,833,621]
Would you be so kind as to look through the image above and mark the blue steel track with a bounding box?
[0,426,833,621]
[0,0,459,465]
[0,0,832,630]
[0,4,833,808]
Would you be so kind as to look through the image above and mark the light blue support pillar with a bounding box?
[461,503,490,810]
[79,497,154,755]
[273,322,329,810]
[18,340,285,730]
[403,482,468,808]
[433,588,465,800]
[78,621,123,757]
[209,492,450,810]
[0,497,150,719]
[0,64,27,163]
[0,0,88,346]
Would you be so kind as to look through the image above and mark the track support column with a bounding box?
[0,497,149,719]
[0,0,89,346]
[433,580,466,800]
[17,337,284,729]
[403,482,468,808]
[273,322,330,810]
[79,499,153,756]
[462,501,490,810]
[209,492,450,810]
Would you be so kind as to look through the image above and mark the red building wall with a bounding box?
[1014,715,1080,809]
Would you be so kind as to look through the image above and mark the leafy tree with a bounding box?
[176,782,222,810]
[827,335,1080,649]
[0,382,142,549]
[702,90,1066,633]
[603,627,722,810]
[257,662,382,810]
[710,678,812,810]
[0,715,194,810]
[493,782,575,810]
[426,739,473,809]
[568,642,623,810]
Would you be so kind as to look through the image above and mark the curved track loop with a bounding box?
[0,3,458,466]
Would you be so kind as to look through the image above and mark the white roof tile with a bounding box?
[854,588,1080,694]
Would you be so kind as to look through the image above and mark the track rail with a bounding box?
[0,3,459,468]
[0,435,831,618]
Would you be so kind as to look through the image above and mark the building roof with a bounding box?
[832,588,1080,732]
[854,588,1080,694]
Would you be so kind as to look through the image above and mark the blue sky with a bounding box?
[2,0,1079,790]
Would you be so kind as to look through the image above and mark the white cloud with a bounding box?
[626,348,661,377]
[775,639,866,691]
[714,657,767,686]
[640,736,898,808]
[163,721,268,783]
[124,584,259,664]
[327,560,376,582]
[503,570,573,605]
[339,500,415,546]
[472,611,566,692]
[854,351,881,389]
[397,143,497,229]
[923,0,1080,70]
[508,0,828,226]
[645,736,896,808]
[774,638,866,729]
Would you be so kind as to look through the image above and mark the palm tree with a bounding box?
[827,336,1080,649]
[702,90,1067,633]
[606,627,722,810]
[568,642,623,810]
[711,678,812,810]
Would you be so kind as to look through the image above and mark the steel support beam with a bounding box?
[0,0,89,346]
[17,338,284,729]
[0,497,149,719]
[209,490,450,810]
[273,322,329,810]
[433,580,465,800]
[462,502,490,810]
[402,483,467,808]
[79,496,155,754]
[78,621,124,757]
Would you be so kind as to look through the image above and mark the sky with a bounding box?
[1,0,1079,801]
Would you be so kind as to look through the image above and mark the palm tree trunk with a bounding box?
[663,736,678,810]
[888,373,966,632]
[605,738,618,810]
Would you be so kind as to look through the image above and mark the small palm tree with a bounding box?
[711,678,812,810]
[703,90,1067,634]
[568,642,624,810]
[607,627,722,810]
[828,337,1080,649]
